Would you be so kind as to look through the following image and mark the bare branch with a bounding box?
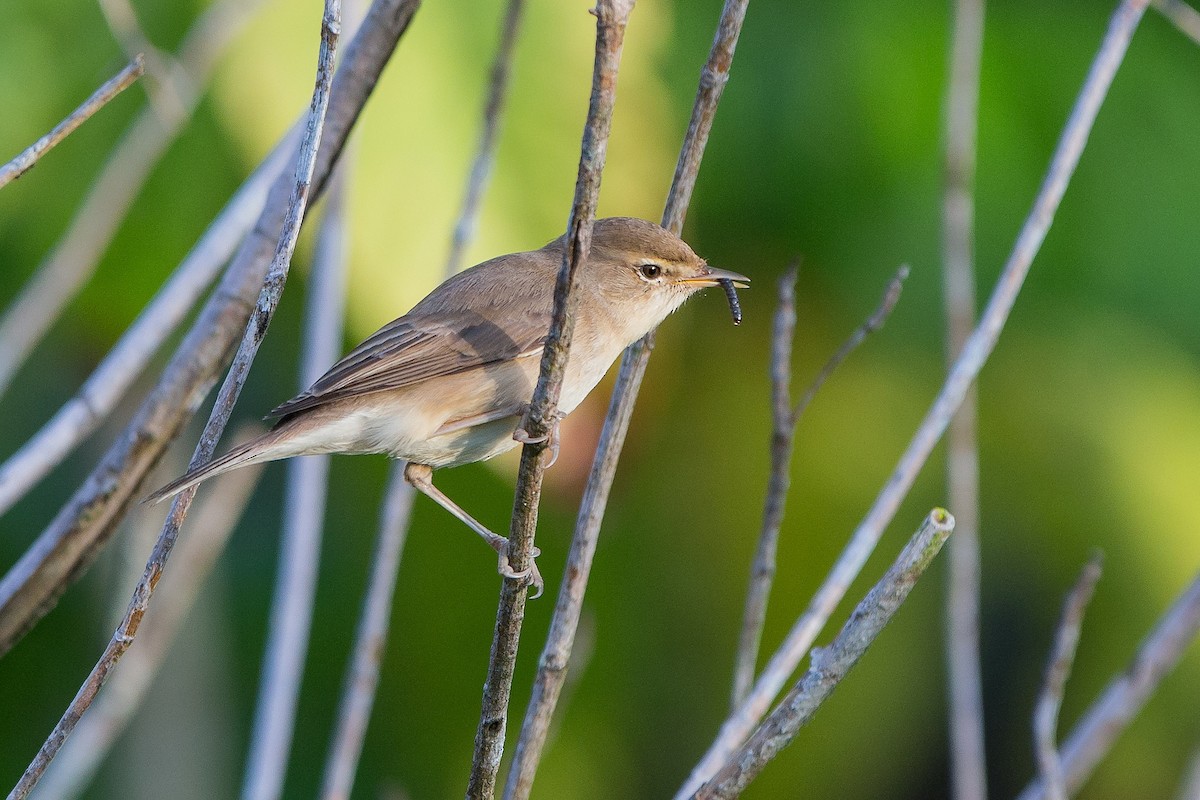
[242,163,351,800]
[320,466,416,800]
[1033,554,1104,800]
[467,2,635,796]
[503,2,748,795]
[792,264,907,421]
[5,0,342,791]
[28,459,263,800]
[941,0,988,795]
[730,266,798,710]
[445,0,526,275]
[0,0,421,659]
[694,510,956,799]
[677,2,1150,794]
[0,57,144,190]
[0,0,269,401]
[730,264,907,709]
[1154,0,1200,44]
[0,134,294,517]
[1017,569,1200,800]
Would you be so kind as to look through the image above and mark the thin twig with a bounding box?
[503,2,748,796]
[444,0,526,275]
[0,133,294,517]
[319,466,416,800]
[0,0,421,659]
[941,0,988,796]
[466,3,635,797]
[1154,0,1200,44]
[0,57,144,190]
[730,265,907,709]
[1016,569,1200,800]
[695,510,956,799]
[730,267,798,710]
[4,4,343,794]
[791,265,908,421]
[0,0,268,401]
[242,163,351,800]
[676,2,1149,794]
[29,459,263,800]
[1033,554,1104,800]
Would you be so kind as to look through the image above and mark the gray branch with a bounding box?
[1017,568,1200,800]
[0,57,144,190]
[676,1,1150,794]
[1032,554,1104,800]
[0,133,294,516]
[466,2,635,797]
[503,3,749,797]
[0,0,422,659]
[4,1,343,794]
[693,510,956,799]
[0,0,268,400]
[731,264,907,709]
[941,0,988,795]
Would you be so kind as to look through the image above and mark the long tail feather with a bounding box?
[143,436,272,505]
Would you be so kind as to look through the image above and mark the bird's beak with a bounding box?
[677,266,751,289]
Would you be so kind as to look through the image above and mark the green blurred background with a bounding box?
[2,0,1200,797]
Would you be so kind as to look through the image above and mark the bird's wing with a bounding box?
[268,307,549,419]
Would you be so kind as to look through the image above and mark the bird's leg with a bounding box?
[513,407,566,468]
[402,462,543,597]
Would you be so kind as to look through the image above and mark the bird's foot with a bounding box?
[514,407,565,468]
[492,537,544,599]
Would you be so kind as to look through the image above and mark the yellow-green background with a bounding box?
[2,0,1199,797]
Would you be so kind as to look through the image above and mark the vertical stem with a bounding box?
[466,3,635,797]
[502,3,749,797]
[941,0,988,797]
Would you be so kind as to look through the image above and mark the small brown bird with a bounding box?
[148,217,748,591]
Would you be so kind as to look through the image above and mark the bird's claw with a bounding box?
[514,408,565,469]
[495,541,544,599]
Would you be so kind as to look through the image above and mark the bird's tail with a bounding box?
[143,432,280,505]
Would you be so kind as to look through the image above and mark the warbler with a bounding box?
[148,216,748,592]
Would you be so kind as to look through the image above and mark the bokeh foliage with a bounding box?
[1,0,1199,797]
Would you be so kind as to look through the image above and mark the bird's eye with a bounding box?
[638,262,662,279]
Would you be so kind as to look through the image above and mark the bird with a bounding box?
[146,216,749,594]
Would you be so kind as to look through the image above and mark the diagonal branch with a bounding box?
[466,3,635,797]
[0,0,422,659]
[0,57,144,190]
[0,132,295,517]
[1033,554,1104,800]
[730,265,907,709]
[27,458,263,800]
[1017,569,1200,800]
[695,510,956,799]
[502,3,749,797]
[0,0,269,401]
[676,2,1150,794]
[5,1,343,794]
